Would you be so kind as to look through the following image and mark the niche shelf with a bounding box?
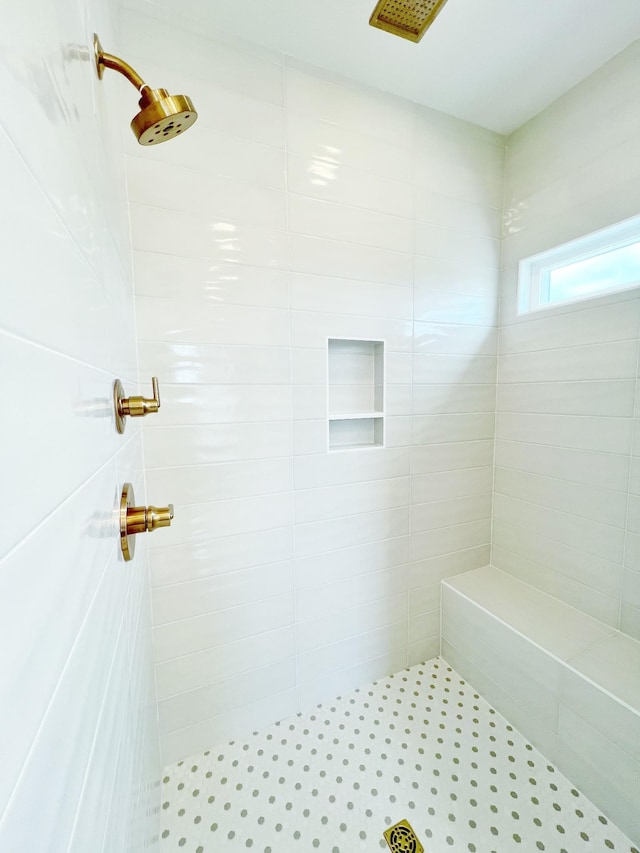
[327,338,385,451]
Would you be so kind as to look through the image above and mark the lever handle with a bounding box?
[114,377,161,433]
[120,484,174,561]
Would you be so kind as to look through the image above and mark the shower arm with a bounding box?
[94,35,146,93]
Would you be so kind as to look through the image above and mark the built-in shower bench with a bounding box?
[441,566,640,844]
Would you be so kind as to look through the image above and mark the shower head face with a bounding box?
[369,0,450,42]
[131,88,198,145]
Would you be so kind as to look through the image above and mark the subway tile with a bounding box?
[409,583,440,618]
[0,463,117,813]
[411,493,492,533]
[491,518,623,600]
[133,252,289,307]
[152,561,294,625]
[497,380,635,417]
[297,621,407,685]
[411,467,493,503]
[294,477,410,524]
[413,353,496,385]
[441,606,561,733]
[292,349,326,385]
[285,112,413,183]
[158,658,296,734]
[386,416,413,448]
[285,67,414,149]
[413,322,498,355]
[159,689,297,767]
[556,706,640,843]
[288,234,413,287]
[289,195,413,253]
[147,383,292,426]
[294,447,410,489]
[408,610,440,645]
[415,222,500,268]
[121,9,285,106]
[494,466,627,528]
[293,384,327,420]
[0,333,118,555]
[0,131,110,369]
[153,593,295,662]
[127,126,285,189]
[136,297,289,347]
[291,311,413,351]
[296,650,407,713]
[127,159,286,229]
[296,593,407,655]
[295,537,409,590]
[499,300,640,354]
[144,422,293,468]
[491,544,620,628]
[414,287,497,326]
[410,520,491,561]
[138,341,291,386]
[494,439,630,491]
[415,191,501,238]
[297,564,408,625]
[146,457,292,505]
[149,526,293,588]
[293,419,327,455]
[295,507,409,558]
[287,152,413,217]
[411,441,494,474]
[496,412,633,454]
[493,493,625,563]
[413,384,496,415]
[498,340,639,383]
[566,633,640,732]
[441,640,559,763]
[158,493,293,548]
[130,204,288,269]
[621,604,640,641]
[409,545,490,590]
[413,413,495,444]
[156,626,295,700]
[408,636,440,666]
[291,273,413,319]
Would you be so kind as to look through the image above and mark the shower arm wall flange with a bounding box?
[93,33,146,93]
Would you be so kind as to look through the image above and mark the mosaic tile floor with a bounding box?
[159,659,639,852]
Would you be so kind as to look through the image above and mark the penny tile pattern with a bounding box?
[159,659,639,852]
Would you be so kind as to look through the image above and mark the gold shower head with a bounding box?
[369,0,450,43]
[93,34,198,145]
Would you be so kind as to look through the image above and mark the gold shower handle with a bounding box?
[114,377,161,433]
[122,376,161,417]
[120,483,174,561]
[125,503,174,535]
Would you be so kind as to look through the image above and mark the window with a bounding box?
[517,214,640,314]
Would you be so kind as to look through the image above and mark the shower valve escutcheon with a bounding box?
[114,377,160,433]
[120,483,174,561]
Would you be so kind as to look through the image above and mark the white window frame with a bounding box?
[517,213,640,315]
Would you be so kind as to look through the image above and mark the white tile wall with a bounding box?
[442,568,640,842]
[120,6,504,763]
[0,0,159,849]
[495,42,640,636]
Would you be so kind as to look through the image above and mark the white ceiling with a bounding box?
[133,0,640,134]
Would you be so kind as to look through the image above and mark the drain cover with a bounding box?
[383,819,424,853]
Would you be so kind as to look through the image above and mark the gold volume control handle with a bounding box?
[120,484,174,561]
[114,377,161,433]
[146,504,174,532]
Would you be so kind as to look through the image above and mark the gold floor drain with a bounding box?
[383,819,424,853]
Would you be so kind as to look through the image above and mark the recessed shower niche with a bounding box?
[327,338,385,451]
